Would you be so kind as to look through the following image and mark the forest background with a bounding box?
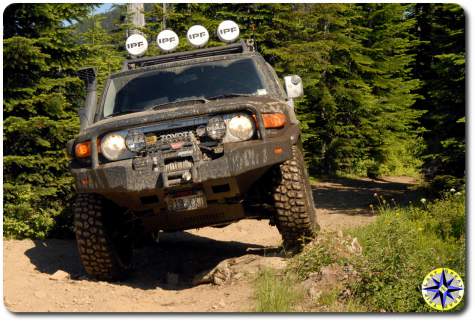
[2,3,465,238]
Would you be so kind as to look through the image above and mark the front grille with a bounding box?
[137,123,221,161]
[127,120,224,187]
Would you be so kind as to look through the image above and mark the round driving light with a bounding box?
[156,29,179,53]
[196,125,207,137]
[217,20,240,43]
[125,33,148,57]
[228,114,255,141]
[101,133,126,160]
[187,25,209,48]
[206,116,226,140]
[125,131,146,152]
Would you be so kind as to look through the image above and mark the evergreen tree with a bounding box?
[142,3,424,176]
[3,3,95,237]
[77,12,125,93]
[355,3,423,176]
[412,4,465,178]
[2,3,465,237]
[274,4,422,176]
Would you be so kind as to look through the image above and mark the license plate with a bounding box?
[167,191,207,212]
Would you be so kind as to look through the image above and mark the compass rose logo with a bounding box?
[421,268,464,311]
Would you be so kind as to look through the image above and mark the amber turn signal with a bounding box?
[262,113,286,129]
[75,141,91,158]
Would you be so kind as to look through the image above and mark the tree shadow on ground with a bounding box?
[24,232,282,291]
[311,176,421,216]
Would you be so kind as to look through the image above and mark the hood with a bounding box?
[77,96,288,140]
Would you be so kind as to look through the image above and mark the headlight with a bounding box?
[101,133,126,160]
[125,131,146,152]
[206,116,226,140]
[226,114,255,141]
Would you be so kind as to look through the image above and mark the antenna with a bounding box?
[162,3,167,30]
[251,23,257,51]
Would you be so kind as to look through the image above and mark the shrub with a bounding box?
[348,192,465,312]
[426,175,465,196]
[288,234,336,280]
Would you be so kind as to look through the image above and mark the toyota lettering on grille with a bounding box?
[160,131,194,150]
[160,131,193,142]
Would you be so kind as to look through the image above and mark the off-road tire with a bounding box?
[271,145,319,250]
[74,194,132,281]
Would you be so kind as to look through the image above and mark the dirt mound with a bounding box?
[3,176,416,312]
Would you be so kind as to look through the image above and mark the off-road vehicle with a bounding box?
[69,39,318,281]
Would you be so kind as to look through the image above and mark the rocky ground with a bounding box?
[3,176,417,312]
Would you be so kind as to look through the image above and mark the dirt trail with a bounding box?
[3,176,417,312]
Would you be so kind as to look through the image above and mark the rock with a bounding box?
[308,287,322,301]
[193,254,287,286]
[218,299,226,308]
[34,291,47,299]
[212,265,232,286]
[307,272,321,281]
[160,301,176,306]
[339,288,352,300]
[350,238,362,254]
[192,261,231,286]
[49,270,70,281]
[166,273,179,286]
[258,257,287,271]
[321,263,342,280]
[233,272,243,280]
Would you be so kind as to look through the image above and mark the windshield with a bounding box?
[102,57,269,118]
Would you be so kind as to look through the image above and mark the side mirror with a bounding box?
[66,138,75,158]
[284,75,304,99]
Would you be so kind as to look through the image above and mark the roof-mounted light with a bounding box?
[157,29,179,53]
[125,33,148,56]
[187,25,209,48]
[217,20,240,43]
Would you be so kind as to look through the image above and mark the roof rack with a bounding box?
[122,40,255,71]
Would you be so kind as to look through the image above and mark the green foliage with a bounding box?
[412,4,465,178]
[265,192,465,312]
[77,12,125,94]
[426,175,465,197]
[141,3,428,177]
[254,269,303,312]
[3,3,465,238]
[3,3,96,238]
[288,234,336,280]
[348,192,465,312]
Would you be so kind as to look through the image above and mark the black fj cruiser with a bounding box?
[69,40,318,280]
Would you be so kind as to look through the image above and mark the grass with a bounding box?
[287,236,335,280]
[348,190,465,312]
[252,190,466,312]
[254,269,303,312]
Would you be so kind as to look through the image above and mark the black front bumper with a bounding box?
[71,125,299,211]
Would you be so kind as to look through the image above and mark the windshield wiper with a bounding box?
[104,109,140,119]
[206,93,254,100]
[145,97,210,111]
